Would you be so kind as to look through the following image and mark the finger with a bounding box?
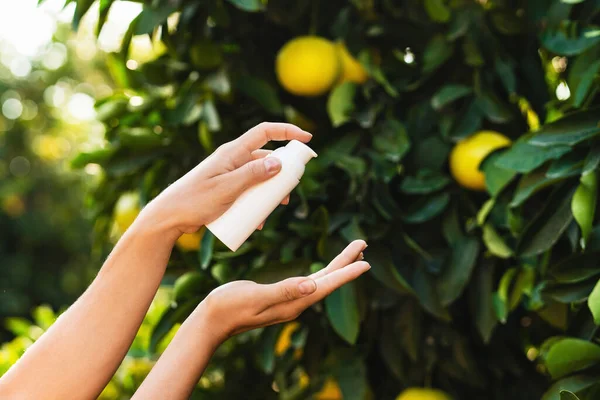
[251,149,272,160]
[223,157,282,196]
[310,240,367,280]
[281,194,290,205]
[236,122,312,153]
[301,261,370,305]
[260,276,318,306]
[262,261,370,321]
[257,221,265,230]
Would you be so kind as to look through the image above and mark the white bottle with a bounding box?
[207,140,318,252]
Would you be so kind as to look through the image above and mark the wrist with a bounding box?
[190,300,227,350]
[132,202,182,244]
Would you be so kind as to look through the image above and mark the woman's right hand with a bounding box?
[141,122,313,236]
[193,240,369,346]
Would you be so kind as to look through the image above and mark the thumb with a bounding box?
[265,277,317,305]
[226,157,282,195]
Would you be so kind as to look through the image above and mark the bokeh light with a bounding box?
[9,156,31,177]
[2,98,23,120]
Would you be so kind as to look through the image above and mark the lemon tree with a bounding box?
[38,0,600,399]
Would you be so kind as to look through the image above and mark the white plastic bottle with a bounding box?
[207,140,318,251]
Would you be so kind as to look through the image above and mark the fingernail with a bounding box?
[298,280,317,295]
[264,157,281,173]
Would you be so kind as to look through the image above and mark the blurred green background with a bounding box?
[4,1,600,399]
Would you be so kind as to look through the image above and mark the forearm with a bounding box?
[132,303,222,400]
[0,206,180,400]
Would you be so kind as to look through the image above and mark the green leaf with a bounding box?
[495,56,517,94]
[119,127,167,149]
[203,99,221,132]
[448,100,483,140]
[518,184,575,257]
[569,45,600,107]
[431,84,472,110]
[572,171,598,247]
[368,246,413,294]
[72,0,95,31]
[190,40,223,70]
[529,108,600,146]
[97,0,114,36]
[476,90,513,123]
[545,279,598,303]
[583,144,600,176]
[463,34,484,67]
[481,151,517,197]
[545,338,600,379]
[483,224,513,258]
[495,142,571,173]
[423,34,454,74]
[560,391,580,400]
[235,76,283,114]
[413,267,451,321]
[256,326,279,374]
[550,253,600,284]
[400,170,451,194]
[225,0,264,12]
[335,357,368,400]
[325,282,360,344]
[437,237,480,306]
[547,153,584,179]
[447,10,471,40]
[470,261,498,343]
[490,10,524,35]
[328,82,357,127]
[541,24,600,56]
[70,148,115,169]
[511,170,564,207]
[340,217,367,242]
[135,5,176,35]
[403,192,450,224]
[588,279,600,325]
[424,0,451,23]
[542,375,600,400]
[199,230,215,270]
[477,198,495,226]
[373,119,410,162]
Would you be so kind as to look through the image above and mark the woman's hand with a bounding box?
[132,240,369,400]
[199,240,369,343]
[142,122,312,235]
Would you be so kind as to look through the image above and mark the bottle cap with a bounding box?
[282,140,318,165]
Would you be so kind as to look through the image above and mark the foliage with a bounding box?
[0,292,181,400]
[0,22,110,342]
[30,0,600,398]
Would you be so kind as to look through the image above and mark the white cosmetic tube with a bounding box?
[207,140,318,251]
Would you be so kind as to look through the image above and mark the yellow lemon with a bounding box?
[2,195,25,217]
[275,322,303,358]
[176,228,205,252]
[276,36,340,96]
[336,42,368,84]
[396,387,452,400]
[449,131,512,191]
[315,378,343,400]
[114,192,141,233]
[299,370,310,389]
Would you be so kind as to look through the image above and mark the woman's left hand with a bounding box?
[198,240,369,343]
